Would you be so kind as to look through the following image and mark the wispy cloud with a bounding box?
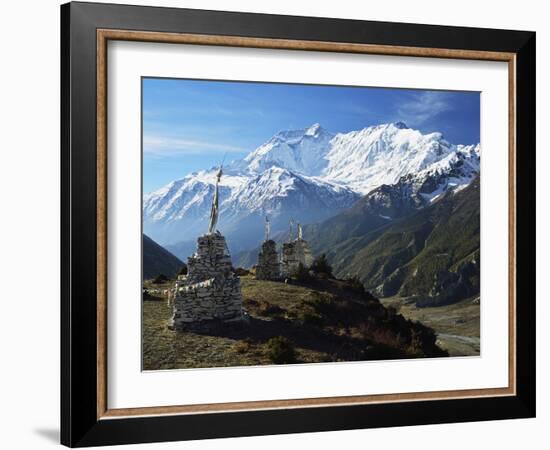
[397,91,452,126]
[143,135,245,156]
[337,101,374,117]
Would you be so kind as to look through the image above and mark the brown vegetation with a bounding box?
[142,274,447,370]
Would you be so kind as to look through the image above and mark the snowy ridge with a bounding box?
[143,171,246,222]
[223,167,358,218]
[235,123,334,176]
[322,122,459,194]
[143,122,480,251]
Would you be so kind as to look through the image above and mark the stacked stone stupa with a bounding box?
[255,217,281,280]
[255,239,281,280]
[170,166,244,331]
[281,223,314,278]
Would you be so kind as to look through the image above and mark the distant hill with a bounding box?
[165,240,196,263]
[143,234,185,280]
[311,177,480,307]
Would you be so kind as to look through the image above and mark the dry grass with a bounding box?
[142,275,448,370]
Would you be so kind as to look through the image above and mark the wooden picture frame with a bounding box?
[61,1,536,447]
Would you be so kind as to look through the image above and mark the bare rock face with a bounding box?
[255,239,281,280]
[281,239,314,278]
[170,232,244,331]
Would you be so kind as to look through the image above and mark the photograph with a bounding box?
[141,78,481,370]
[52,1,536,446]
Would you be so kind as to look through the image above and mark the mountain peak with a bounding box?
[271,123,327,141]
[354,121,410,136]
[305,123,323,136]
[241,124,334,176]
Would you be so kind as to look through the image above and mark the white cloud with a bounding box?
[397,91,452,126]
[143,135,245,156]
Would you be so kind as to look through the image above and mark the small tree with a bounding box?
[266,336,296,364]
[152,273,169,284]
[178,265,188,276]
[310,253,333,277]
[293,262,310,281]
[234,267,250,276]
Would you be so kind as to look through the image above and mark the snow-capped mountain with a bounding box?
[322,122,469,194]
[143,171,245,223]
[404,143,480,202]
[144,165,360,253]
[230,121,478,194]
[143,172,247,242]
[143,121,480,259]
[225,167,357,216]
[232,123,334,176]
[334,143,480,226]
[222,167,360,252]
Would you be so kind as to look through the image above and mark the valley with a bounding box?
[380,296,480,356]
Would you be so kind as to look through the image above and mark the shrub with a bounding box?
[301,311,324,327]
[293,263,311,282]
[244,298,259,307]
[346,275,365,294]
[387,301,402,314]
[142,288,162,301]
[258,301,285,317]
[310,254,333,277]
[358,319,403,349]
[152,273,169,284]
[307,292,335,315]
[234,267,250,276]
[386,305,399,318]
[266,336,296,364]
[233,338,254,354]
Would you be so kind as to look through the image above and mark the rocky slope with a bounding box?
[312,177,480,307]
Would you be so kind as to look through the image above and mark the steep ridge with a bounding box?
[313,177,480,306]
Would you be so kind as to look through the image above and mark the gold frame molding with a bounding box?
[96,29,517,420]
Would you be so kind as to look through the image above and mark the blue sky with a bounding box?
[143,77,480,193]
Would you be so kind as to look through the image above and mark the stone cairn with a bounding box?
[255,239,281,280]
[255,216,281,280]
[280,222,314,277]
[170,164,245,331]
[170,232,244,331]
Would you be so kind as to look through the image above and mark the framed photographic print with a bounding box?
[60,1,536,447]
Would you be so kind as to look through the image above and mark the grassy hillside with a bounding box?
[143,234,185,280]
[143,275,447,370]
